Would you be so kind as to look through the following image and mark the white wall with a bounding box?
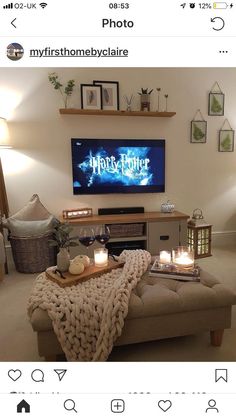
[1,67,236,233]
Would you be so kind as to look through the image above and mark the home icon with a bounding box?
[17,399,30,413]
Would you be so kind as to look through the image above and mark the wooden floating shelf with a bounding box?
[59,109,176,118]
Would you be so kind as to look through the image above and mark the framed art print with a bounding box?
[208,92,224,116]
[219,129,234,152]
[190,110,207,143]
[81,84,102,110]
[208,82,224,116]
[93,80,119,110]
[191,120,207,143]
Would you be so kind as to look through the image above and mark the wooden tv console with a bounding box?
[66,211,189,257]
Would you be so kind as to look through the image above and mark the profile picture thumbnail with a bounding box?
[6,43,24,61]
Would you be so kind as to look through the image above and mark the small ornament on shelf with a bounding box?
[62,208,93,219]
[161,200,175,213]
[164,94,169,112]
[48,72,75,109]
[156,87,161,111]
[123,94,134,112]
[138,88,153,111]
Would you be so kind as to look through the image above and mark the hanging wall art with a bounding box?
[190,109,207,143]
[218,119,234,152]
[208,82,224,116]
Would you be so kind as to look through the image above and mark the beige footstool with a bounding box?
[0,233,5,281]
[30,270,236,361]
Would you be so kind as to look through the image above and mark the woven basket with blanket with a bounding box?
[4,194,57,273]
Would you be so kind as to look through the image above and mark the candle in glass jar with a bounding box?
[159,250,171,264]
[174,252,194,268]
[94,248,108,267]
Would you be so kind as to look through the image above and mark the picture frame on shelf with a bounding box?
[219,129,234,152]
[93,80,119,110]
[208,92,224,116]
[80,84,103,110]
[190,120,207,143]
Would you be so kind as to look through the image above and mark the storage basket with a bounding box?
[107,223,145,238]
[9,233,57,273]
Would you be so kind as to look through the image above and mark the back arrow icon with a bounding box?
[211,17,225,31]
[11,18,17,28]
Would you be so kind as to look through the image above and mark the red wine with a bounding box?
[95,234,110,245]
[79,236,95,247]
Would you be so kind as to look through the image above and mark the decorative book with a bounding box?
[149,259,200,281]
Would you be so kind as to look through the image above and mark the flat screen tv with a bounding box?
[71,138,165,195]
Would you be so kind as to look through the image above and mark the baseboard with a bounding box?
[212,231,236,247]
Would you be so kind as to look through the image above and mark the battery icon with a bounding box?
[213,2,228,8]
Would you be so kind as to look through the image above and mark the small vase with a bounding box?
[57,248,70,272]
[140,94,150,111]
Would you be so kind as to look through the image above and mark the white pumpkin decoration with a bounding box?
[69,260,85,275]
[73,254,90,268]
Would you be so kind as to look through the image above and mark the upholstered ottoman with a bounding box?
[0,232,5,281]
[30,269,236,361]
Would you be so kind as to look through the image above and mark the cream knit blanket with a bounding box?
[28,249,151,361]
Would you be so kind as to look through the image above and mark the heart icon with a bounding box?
[158,400,172,412]
[8,369,22,381]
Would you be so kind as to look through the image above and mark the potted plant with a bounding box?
[138,88,153,111]
[48,72,75,108]
[49,222,79,272]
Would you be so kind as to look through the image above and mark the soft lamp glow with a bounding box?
[1,150,33,176]
[0,118,11,148]
[0,88,22,120]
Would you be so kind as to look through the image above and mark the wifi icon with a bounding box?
[39,2,47,8]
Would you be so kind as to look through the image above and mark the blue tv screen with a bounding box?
[71,138,165,194]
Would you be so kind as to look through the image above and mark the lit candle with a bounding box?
[172,246,194,268]
[159,250,171,264]
[94,248,108,267]
[174,252,194,268]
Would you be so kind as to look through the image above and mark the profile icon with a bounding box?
[205,399,219,413]
[6,43,24,61]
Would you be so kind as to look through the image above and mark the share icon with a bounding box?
[54,369,67,381]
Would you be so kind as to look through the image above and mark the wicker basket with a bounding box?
[107,223,145,238]
[9,233,57,273]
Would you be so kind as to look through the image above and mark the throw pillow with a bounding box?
[7,216,56,238]
[5,194,58,237]
[10,194,52,221]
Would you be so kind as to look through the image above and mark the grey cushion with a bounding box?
[4,194,57,237]
[7,216,56,237]
[9,194,52,221]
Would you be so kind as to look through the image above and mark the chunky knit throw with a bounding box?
[28,249,151,361]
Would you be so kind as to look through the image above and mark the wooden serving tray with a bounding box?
[45,260,124,288]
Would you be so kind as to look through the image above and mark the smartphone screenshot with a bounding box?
[0,0,236,417]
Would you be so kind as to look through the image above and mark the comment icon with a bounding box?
[31,369,45,382]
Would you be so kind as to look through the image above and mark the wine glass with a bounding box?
[95,225,110,245]
[78,227,95,249]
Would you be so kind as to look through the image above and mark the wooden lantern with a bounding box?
[187,208,212,259]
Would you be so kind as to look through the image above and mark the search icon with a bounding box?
[64,399,78,413]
